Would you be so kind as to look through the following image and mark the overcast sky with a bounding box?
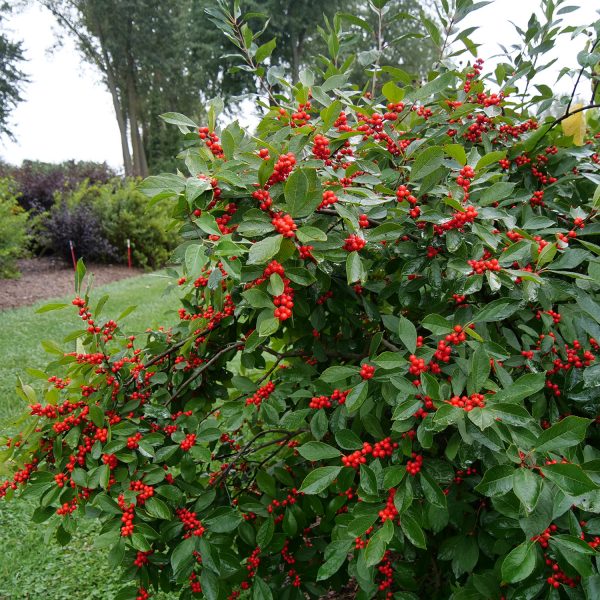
[1,0,599,171]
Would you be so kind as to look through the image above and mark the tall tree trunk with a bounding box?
[96,21,133,176]
[126,39,148,178]
[106,65,133,176]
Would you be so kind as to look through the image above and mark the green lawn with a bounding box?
[0,273,179,599]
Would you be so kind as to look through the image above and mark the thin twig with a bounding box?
[566,38,600,116]
[167,341,242,404]
[317,208,382,227]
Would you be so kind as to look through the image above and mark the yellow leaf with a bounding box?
[562,103,586,146]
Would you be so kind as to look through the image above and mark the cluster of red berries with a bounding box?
[309,395,331,409]
[271,212,297,238]
[180,433,196,452]
[406,453,423,475]
[433,205,478,234]
[468,257,501,274]
[136,587,150,600]
[360,364,375,379]
[358,214,370,228]
[379,488,398,522]
[396,185,418,205]
[127,432,142,449]
[532,524,558,548]
[245,381,275,407]
[130,480,154,505]
[118,494,135,536]
[313,134,330,160]
[342,437,397,468]
[319,190,338,209]
[176,507,205,538]
[463,58,483,93]
[274,291,294,321]
[268,153,296,186]
[252,188,272,211]
[372,437,398,458]
[198,127,224,158]
[343,234,366,252]
[448,393,486,411]
[456,165,475,197]
[377,551,394,598]
[298,245,314,260]
[134,550,152,568]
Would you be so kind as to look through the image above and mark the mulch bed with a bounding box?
[0,257,142,311]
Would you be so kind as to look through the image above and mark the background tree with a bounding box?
[40,0,435,176]
[0,1,27,140]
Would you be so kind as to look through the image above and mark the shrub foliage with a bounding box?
[0,177,29,278]
[36,179,179,268]
[2,2,600,599]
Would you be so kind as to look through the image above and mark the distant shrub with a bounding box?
[38,199,117,264]
[0,177,29,278]
[0,160,116,212]
[36,179,178,268]
[91,179,179,269]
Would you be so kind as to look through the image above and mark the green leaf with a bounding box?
[185,244,207,277]
[160,112,197,128]
[346,251,366,284]
[299,466,342,494]
[493,373,546,403]
[89,405,104,428]
[320,366,358,383]
[75,258,86,294]
[444,144,467,165]
[248,235,283,265]
[171,537,196,578]
[411,146,444,180]
[252,577,273,600]
[201,569,220,600]
[345,381,369,413]
[257,517,274,548]
[473,298,520,323]
[317,540,353,580]
[420,470,447,508]
[382,81,404,103]
[541,463,598,496]
[297,442,341,461]
[421,314,453,334]
[501,541,537,583]
[365,520,394,566]
[397,316,417,353]
[255,38,277,63]
[474,465,514,497]
[488,403,532,426]
[400,513,426,549]
[476,150,506,171]
[144,496,172,520]
[480,182,516,206]
[512,469,542,513]
[242,288,274,309]
[468,345,490,393]
[139,173,185,198]
[36,303,69,314]
[360,464,378,496]
[284,168,321,217]
[535,416,590,454]
[411,71,455,101]
[296,226,327,243]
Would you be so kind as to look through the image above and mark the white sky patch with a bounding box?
[1,0,599,170]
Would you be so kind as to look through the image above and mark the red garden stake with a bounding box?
[69,240,77,271]
[127,239,132,269]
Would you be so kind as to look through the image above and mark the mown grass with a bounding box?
[0,273,179,599]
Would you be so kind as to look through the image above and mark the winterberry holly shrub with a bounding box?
[2,1,600,599]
